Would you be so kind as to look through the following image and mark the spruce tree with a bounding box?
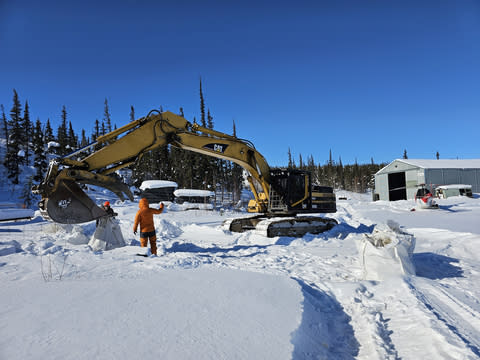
[23,101,32,165]
[325,149,335,187]
[101,119,106,136]
[92,119,100,141]
[44,118,54,143]
[0,105,8,184]
[130,105,135,122]
[199,78,206,127]
[197,80,211,188]
[33,119,48,183]
[1,104,8,143]
[80,129,89,147]
[68,121,77,150]
[4,90,24,184]
[288,148,293,168]
[56,106,68,155]
[104,98,112,133]
[337,157,345,190]
[307,155,317,183]
[299,153,304,169]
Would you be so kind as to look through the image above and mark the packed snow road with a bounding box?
[1,192,479,359]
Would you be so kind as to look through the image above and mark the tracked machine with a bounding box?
[33,110,337,237]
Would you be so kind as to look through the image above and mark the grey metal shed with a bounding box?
[373,159,480,201]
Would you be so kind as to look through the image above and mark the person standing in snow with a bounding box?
[133,198,164,256]
[102,201,117,217]
[96,201,117,226]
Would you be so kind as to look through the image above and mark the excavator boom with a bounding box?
[33,110,337,236]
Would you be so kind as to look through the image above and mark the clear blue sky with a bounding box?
[1,0,479,166]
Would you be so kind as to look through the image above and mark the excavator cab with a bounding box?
[268,169,336,214]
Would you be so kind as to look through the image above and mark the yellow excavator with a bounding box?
[32,110,337,237]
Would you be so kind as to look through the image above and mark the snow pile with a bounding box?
[168,202,214,211]
[174,189,215,197]
[155,218,183,238]
[64,225,90,245]
[0,207,35,221]
[139,180,178,190]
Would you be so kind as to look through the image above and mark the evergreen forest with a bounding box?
[1,86,387,207]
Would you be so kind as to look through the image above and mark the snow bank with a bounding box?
[1,268,303,360]
[0,208,35,221]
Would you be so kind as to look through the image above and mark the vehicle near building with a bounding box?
[435,184,473,199]
[415,186,437,209]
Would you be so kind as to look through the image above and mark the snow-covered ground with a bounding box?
[1,190,480,359]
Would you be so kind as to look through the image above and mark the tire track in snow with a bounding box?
[327,282,400,360]
[408,278,480,357]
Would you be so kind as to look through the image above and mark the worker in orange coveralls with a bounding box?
[133,198,164,256]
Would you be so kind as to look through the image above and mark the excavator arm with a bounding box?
[33,110,273,224]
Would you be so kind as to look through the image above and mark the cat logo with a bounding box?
[58,198,71,209]
[203,143,229,153]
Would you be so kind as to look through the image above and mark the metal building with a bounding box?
[373,159,480,201]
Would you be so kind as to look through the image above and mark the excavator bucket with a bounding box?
[40,180,107,224]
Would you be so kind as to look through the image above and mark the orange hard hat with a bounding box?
[104,201,110,207]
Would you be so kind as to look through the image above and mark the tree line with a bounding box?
[1,85,387,207]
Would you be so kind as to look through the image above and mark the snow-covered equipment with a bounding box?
[88,216,125,251]
[139,180,178,203]
[357,220,416,281]
[435,184,473,199]
[32,110,336,237]
[415,186,438,209]
[173,189,214,210]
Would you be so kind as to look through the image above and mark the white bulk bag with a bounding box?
[357,220,416,281]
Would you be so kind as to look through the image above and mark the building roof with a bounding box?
[395,159,480,169]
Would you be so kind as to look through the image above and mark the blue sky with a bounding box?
[1,0,479,166]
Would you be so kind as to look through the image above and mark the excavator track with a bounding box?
[223,215,338,238]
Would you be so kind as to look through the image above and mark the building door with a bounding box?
[388,172,406,201]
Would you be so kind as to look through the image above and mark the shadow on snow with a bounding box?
[166,241,268,259]
[290,279,359,359]
[413,252,464,279]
